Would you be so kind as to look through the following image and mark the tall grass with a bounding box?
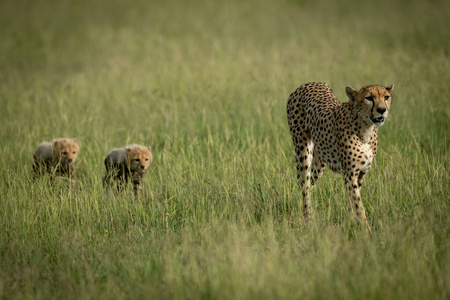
[0,0,449,299]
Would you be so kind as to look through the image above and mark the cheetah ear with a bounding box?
[345,86,357,103]
[147,145,152,151]
[126,146,131,152]
[72,138,78,143]
[385,84,394,92]
[52,139,61,152]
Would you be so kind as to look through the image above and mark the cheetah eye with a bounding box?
[135,158,140,162]
[145,158,149,161]
[73,151,76,154]
[365,96,374,101]
[62,151,68,155]
[384,95,390,100]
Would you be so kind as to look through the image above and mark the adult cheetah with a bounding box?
[287,82,394,227]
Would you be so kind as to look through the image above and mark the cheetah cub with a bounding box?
[287,82,394,228]
[32,138,80,190]
[103,144,153,198]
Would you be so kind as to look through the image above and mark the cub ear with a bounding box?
[385,84,394,92]
[147,145,152,151]
[126,146,131,152]
[345,86,357,102]
[72,138,78,143]
[52,139,61,152]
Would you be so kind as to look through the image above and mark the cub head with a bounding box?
[346,84,394,126]
[126,145,153,174]
[53,138,80,164]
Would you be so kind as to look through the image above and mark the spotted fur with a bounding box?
[287,82,394,227]
[103,144,153,198]
[32,138,80,190]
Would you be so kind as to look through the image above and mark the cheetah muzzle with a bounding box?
[371,116,386,126]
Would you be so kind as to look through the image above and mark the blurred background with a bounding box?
[0,0,448,299]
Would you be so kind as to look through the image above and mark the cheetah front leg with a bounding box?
[69,165,76,191]
[311,150,326,186]
[132,173,143,199]
[70,178,76,191]
[357,171,366,188]
[344,173,371,231]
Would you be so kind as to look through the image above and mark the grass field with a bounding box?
[0,0,449,299]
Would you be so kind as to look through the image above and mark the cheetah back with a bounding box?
[287,82,342,171]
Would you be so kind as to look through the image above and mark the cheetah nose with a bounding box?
[377,107,387,114]
[141,165,145,169]
[68,158,73,163]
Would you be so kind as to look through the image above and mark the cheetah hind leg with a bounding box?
[294,137,314,221]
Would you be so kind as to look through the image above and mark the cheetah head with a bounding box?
[53,138,80,165]
[346,84,394,126]
[126,145,153,174]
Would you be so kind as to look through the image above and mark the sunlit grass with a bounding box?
[0,0,449,299]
